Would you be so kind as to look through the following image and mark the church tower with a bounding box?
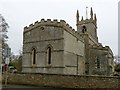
[76,7,99,75]
[76,7,98,43]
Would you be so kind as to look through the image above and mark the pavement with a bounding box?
[1,84,75,90]
[2,85,38,90]
[1,85,114,90]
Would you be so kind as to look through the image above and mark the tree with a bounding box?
[0,14,9,64]
[9,54,22,73]
[0,14,9,42]
[114,63,120,72]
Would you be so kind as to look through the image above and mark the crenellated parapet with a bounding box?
[24,19,73,31]
[76,7,97,27]
[78,18,96,26]
[24,19,84,42]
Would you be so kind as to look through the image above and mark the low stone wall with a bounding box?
[2,73,120,89]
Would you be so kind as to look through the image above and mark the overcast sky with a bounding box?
[0,0,118,55]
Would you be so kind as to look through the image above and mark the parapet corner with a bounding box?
[24,26,28,30]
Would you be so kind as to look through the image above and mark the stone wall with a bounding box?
[89,46,114,76]
[23,19,85,75]
[2,73,120,89]
[63,30,85,75]
[23,20,65,74]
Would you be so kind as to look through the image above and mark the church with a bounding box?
[22,8,114,76]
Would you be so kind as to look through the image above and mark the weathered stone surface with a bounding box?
[22,19,85,75]
[2,73,120,89]
[22,9,114,76]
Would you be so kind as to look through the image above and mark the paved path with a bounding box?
[2,84,76,90]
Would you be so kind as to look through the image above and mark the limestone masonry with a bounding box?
[22,8,114,76]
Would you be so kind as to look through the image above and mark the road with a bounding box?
[2,84,80,90]
[2,85,113,90]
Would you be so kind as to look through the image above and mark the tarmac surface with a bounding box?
[1,84,79,90]
[2,84,117,90]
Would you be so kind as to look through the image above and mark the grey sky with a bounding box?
[0,0,118,55]
[118,1,120,57]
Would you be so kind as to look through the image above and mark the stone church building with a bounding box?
[22,8,114,76]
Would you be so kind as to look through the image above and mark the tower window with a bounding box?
[31,48,36,65]
[82,26,87,33]
[47,47,52,65]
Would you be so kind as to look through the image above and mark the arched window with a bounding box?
[31,48,36,65]
[47,47,52,65]
[82,25,87,33]
[95,57,100,69]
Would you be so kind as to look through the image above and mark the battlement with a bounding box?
[78,19,96,25]
[76,7,97,27]
[24,19,84,42]
[24,19,73,31]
